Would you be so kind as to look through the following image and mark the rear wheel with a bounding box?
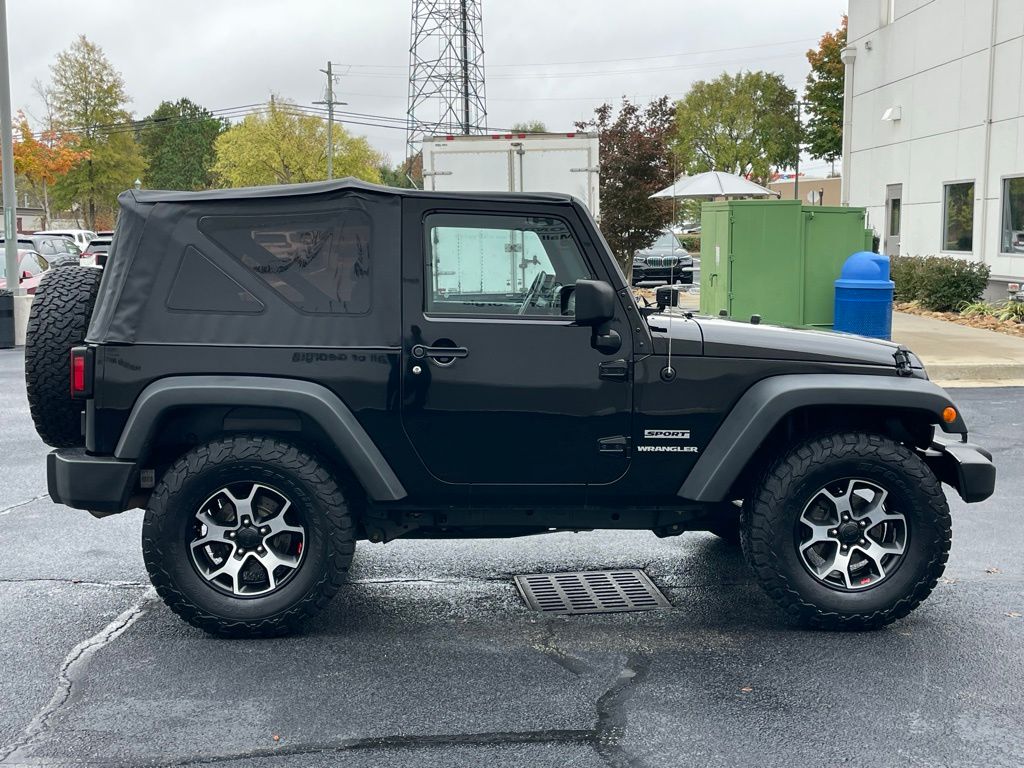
[741,432,951,630]
[142,436,355,637]
[24,266,103,448]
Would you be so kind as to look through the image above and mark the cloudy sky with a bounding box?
[9,0,846,174]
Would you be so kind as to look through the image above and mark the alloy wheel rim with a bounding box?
[188,483,306,597]
[796,478,908,591]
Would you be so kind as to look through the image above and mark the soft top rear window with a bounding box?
[199,210,372,315]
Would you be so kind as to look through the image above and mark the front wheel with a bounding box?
[741,432,951,630]
[142,436,355,637]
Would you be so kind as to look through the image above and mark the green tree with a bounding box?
[47,35,145,229]
[576,97,676,272]
[140,98,226,190]
[804,16,847,169]
[672,71,799,184]
[377,156,414,188]
[213,98,382,187]
[511,120,547,133]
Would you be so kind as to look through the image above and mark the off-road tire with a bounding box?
[142,436,355,637]
[25,266,103,448]
[741,432,951,630]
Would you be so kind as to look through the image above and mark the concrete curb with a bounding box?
[923,362,1024,382]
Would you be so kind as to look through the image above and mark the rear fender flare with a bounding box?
[678,374,965,503]
[114,375,406,501]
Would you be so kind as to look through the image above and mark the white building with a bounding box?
[843,0,1024,290]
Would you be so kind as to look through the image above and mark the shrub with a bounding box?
[916,256,990,311]
[889,255,921,301]
[678,234,701,253]
[995,300,1024,323]
[958,300,996,317]
[889,255,989,311]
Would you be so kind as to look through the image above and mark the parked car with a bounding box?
[0,235,80,266]
[632,230,694,286]
[81,236,112,267]
[28,179,993,637]
[0,249,49,293]
[95,230,115,238]
[34,229,97,249]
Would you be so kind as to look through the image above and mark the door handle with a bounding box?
[411,344,469,359]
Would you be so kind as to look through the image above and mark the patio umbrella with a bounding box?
[650,171,778,199]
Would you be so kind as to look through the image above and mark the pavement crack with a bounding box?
[153,729,597,766]
[0,578,150,589]
[594,653,652,768]
[0,588,158,765]
[532,618,591,676]
[0,493,49,517]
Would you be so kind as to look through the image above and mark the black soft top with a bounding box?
[126,177,577,205]
[87,178,585,348]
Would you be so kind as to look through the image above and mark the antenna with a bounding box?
[661,156,678,382]
[406,0,487,186]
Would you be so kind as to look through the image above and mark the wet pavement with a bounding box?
[1,348,1022,767]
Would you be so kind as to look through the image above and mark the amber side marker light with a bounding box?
[942,407,958,424]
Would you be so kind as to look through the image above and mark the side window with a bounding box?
[20,253,44,275]
[424,213,593,317]
[199,210,372,315]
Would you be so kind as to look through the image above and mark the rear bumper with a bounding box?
[47,448,137,514]
[923,436,996,503]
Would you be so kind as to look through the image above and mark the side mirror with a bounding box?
[21,270,31,280]
[573,279,616,326]
[655,284,680,310]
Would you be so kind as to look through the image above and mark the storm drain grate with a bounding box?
[513,569,671,615]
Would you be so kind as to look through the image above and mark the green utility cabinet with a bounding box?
[699,200,872,327]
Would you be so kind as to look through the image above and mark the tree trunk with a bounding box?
[41,181,50,229]
[86,158,95,230]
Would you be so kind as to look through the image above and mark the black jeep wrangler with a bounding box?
[27,180,994,636]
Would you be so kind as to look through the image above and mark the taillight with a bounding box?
[70,346,93,398]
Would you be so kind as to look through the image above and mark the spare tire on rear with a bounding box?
[25,266,103,448]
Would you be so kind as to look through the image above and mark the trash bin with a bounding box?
[833,251,894,340]
[0,290,14,349]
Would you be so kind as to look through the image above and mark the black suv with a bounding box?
[27,180,994,636]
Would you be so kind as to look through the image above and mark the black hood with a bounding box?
[647,313,918,369]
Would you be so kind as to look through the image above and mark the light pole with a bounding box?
[0,0,20,297]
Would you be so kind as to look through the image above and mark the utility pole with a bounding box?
[793,100,804,203]
[315,62,347,180]
[0,0,19,298]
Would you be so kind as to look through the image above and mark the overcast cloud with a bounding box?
[9,0,846,174]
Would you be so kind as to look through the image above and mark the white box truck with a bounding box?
[420,132,601,217]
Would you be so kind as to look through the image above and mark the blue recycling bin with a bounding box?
[833,251,894,340]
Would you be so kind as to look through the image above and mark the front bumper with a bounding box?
[632,266,694,284]
[47,448,137,515]
[923,436,996,503]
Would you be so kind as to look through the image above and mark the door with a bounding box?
[885,183,902,256]
[400,203,632,493]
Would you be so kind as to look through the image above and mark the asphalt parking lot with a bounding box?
[1,347,1022,767]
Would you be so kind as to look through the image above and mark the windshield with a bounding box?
[653,232,677,249]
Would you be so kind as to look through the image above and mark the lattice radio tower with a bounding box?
[406,0,487,180]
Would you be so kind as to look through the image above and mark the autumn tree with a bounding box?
[46,35,145,228]
[140,98,226,190]
[213,98,382,187]
[672,71,799,184]
[804,16,848,170]
[11,113,89,227]
[576,97,676,272]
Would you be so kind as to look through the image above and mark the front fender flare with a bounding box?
[678,374,966,503]
[114,375,407,502]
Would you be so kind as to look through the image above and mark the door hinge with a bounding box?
[598,436,630,457]
[599,359,630,381]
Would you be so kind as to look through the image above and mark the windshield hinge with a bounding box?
[598,436,630,457]
[893,347,913,376]
[599,359,630,381]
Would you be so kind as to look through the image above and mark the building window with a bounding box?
[942,182,974,253]
[1002,177,1024,255]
